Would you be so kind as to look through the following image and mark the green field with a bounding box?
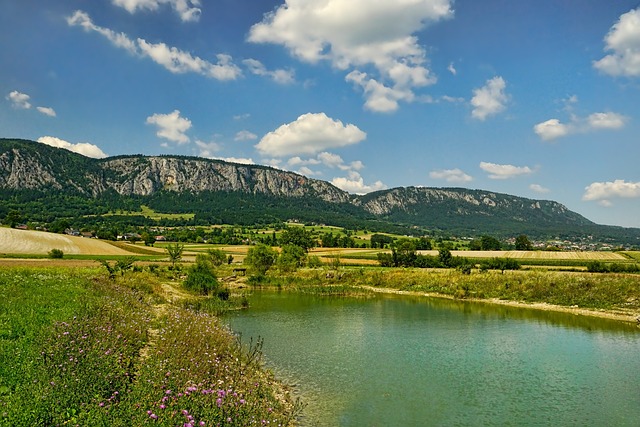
[0,267,298,426]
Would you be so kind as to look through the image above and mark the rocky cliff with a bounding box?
[0,139,350,203]
[2,138,621,240]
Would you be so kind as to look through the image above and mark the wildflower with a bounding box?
[150,413,158,420]
[159,404,166,409]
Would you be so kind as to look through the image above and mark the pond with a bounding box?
[225,291,640,426]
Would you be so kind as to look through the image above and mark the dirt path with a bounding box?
[360,285,640,324]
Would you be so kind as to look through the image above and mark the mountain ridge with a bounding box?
[1,138,638,244]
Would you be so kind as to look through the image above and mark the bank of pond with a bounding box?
[1,266,639,425]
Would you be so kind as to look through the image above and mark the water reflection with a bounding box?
[226,291,640,426]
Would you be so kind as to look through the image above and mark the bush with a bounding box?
[183,255,219,295]
[48,248,64,259]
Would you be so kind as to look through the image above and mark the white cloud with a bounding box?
[583,180,640,205]
[243,59,295,85]
[533,119,570,141]
[37,136,107,158]
[331,171,386,195]
[255,112,366,157]
[146,110,192,144]
[234,130,258,141]
[529,184,550,194]
[67,11,138,54]
[298,166,320,176]
[429,168,473,184]
[479,162,533,180]
[346,70,415,113]
[68,11,240,80]
[215,156,255,165]
[195,140,221,157]
[587,112,626,129]
[249,0,452,111]
[447,62,457,75]
[233,113,250,120]
[593,8,640,77]
[112,0,201,22]
[6,91,31,109]
[534,112,626,141]
[37,106,57,117]
[471,76,509,120]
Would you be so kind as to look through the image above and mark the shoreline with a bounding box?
[361,285,640,325]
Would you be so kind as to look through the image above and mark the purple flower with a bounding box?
[150,413,158,420]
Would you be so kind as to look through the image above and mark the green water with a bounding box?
[225,292,640,426]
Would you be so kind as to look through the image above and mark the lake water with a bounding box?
[225,291,640,426]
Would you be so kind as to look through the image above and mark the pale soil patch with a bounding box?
[418,250,626,260]
[0,227,133,255]
[361,286,639,324]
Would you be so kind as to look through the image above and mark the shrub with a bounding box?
[48,248,64,259]
[183,255,219,295]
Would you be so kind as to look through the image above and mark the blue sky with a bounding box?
[2,0,640,228]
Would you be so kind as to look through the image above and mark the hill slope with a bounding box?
[1,138,638,244]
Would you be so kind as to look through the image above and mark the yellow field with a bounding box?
[0,227,133,255]
[418,250,627,260]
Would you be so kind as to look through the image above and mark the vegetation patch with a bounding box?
[0,267,299,425]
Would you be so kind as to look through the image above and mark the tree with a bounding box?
[515,234,533,251]
[4,210,23,228]
[277,244,307,272]
[245,244,278,276]
[392,238,417,267]
[165,243,184,268]
[438,248,453,267]
[480,235,502,251]
[279,227,316,252]
[142,232,156,247]
[207,248,228,266]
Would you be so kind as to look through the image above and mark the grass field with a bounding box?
[0,267,298,425]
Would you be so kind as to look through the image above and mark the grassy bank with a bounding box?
[250,267,640,319]
[0,267,299,426]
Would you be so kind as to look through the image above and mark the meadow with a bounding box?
[0,267,299,426]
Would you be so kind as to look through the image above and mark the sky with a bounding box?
[1,0,640,228]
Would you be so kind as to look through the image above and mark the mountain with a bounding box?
[1,138,638,244]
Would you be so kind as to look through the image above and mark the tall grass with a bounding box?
[0,268,298,426]
[251,267,640,312]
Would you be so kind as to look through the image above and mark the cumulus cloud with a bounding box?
[593,8,640,77]
[331,171,386,195]
[234,130,258,141]
[6,91,32,109]
[37,136,107,158]
[470,76,509,120]
[345,70,415,113]
[249,0,452,111]
[195,140,221,157]
[583,180,640,206]
[529,184,550,194]
[146,110,192,144]
[215,156,255,165]
[37,106,57,117]
[429,168,473,184]
[533,112,626,141]
[68,11,240,80]
[112,0,201,22]
[479,162,533,180]
[255,112,366,157]
[243,59,295,85]
[447,62,457,75]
